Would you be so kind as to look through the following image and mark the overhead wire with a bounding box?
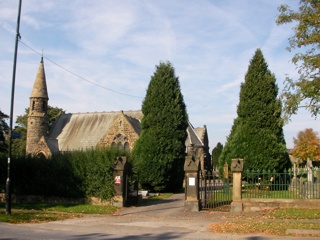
[19,40,143,99]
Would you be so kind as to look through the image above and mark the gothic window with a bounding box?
[118,142,123,150]
[124,142,130,152]
[36,152,46,159]
[111,142,117,148]
[32,101,35,110]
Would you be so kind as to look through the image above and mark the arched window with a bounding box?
[42,101,47,111]
[111,142,117,149]
[118,142,123,150]
[36,152,46,159]
[124,142,130,152]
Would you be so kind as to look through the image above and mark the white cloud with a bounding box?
[0,0,318,151]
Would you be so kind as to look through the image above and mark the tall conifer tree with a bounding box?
[132,61,188,192]
[212,142,223,170]
[219,49,291,171]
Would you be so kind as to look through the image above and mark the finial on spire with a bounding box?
[41,49,44,63]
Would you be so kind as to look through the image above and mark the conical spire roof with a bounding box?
[30,57,49,99]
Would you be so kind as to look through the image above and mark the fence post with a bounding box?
[230,158,244,212]
[184,155,200,212]
[112,156,128,207]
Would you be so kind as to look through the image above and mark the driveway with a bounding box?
[0,193,319,239]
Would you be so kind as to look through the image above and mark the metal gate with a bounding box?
[199,171,232,210]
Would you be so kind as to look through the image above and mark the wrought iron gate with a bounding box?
[199,171,232,210]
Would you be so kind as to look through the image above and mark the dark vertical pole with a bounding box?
[6,0,22,215]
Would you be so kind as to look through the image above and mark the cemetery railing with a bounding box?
[242,168,320,199]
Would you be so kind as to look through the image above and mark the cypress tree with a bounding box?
[132,61,188,192]
[212,142,223,170]
[219,49,291,172]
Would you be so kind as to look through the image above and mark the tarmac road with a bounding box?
[0,193,319,239]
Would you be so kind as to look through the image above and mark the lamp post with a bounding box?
[6,0,22,215]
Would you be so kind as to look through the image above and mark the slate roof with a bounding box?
[185,122,204,147]
[47,110,142,153]
[46,110,205,154]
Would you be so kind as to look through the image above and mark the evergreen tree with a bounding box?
[132,61,188,192]
[212,142,223,170]
[219,49,291,172]
[0,110,9,153]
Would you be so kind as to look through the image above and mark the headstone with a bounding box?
[307,158,313,182]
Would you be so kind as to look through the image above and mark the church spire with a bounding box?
[30,57,48,99]
[26,57,49,157]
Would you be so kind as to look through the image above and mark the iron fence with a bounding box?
[242,168,320,199]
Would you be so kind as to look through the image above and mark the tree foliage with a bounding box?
[212,142,223,170]
[132,61,188,192]
[0,110,9,153]
[292,128,320,161]
[219,49,291,172]
[11,106,65,156]
[276,0,320,119]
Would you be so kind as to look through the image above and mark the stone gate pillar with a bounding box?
[113,156,128,207]
[230,158,244,212]
[184,155,200,212]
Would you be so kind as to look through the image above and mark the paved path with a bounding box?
[0,193,319,239]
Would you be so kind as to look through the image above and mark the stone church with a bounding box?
[26,58,211,171]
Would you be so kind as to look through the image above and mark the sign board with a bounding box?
[12,132,22,139]
[114,176,121,184]
[189,177,195,186]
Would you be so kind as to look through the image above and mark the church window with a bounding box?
[36,152,46,159]
[111,142,117,148]
[118,142,123,150]
[42,101,47,111]
[124,142,130,152]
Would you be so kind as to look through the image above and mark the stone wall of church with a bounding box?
[97,114,139,151]
[26,115,48,155]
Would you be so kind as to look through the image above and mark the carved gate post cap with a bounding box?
[231,158,244,172]
[113,156,127,171]
[184,156,200,172]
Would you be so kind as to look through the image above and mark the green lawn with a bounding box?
[0,193,174,223]
[0,202,118,224]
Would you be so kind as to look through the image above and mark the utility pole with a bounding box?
[6,0,22,215]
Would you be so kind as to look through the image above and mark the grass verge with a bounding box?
[0,203,118,224]
[210,208,320,237]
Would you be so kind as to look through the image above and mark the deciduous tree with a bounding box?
[276,0,320,119]
[292,128,320,161]
[132,61,188,192]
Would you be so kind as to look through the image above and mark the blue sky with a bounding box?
[0,0,318,151]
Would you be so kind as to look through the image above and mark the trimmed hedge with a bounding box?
[0,148,130,200]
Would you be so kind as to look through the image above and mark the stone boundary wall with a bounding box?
[241,198,320,211]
